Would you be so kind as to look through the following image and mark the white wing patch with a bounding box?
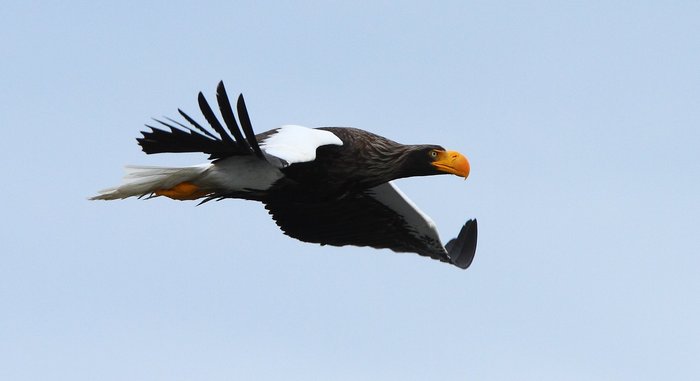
[260,125,343,168]
[367,181,444,250]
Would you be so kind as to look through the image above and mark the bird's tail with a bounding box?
[90,164,211,200]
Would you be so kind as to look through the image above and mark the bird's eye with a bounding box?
[429,150,438,159]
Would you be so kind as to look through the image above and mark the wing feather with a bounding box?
[177,108,217,139]
[215,81,250,151]
[197,92,235,145]
[236,94,265,159]
[137,82,266,161]
[264,182,477,268]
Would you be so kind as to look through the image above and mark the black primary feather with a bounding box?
[138,122,226,157]
[236,94,265,159]
[136,83,266,161]
[197,92,235,145]
[215,81,250,152]
[444,219,478,269]
[177,108,216,138]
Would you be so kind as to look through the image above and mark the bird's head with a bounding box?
[403,145,470,179]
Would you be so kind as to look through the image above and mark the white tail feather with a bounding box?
[90,164,210,200]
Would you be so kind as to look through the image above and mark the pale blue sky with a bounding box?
[2,1,699,380]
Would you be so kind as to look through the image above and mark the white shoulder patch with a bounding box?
[259,125,343,168]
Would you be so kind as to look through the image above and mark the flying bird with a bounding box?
[92,82,478,269]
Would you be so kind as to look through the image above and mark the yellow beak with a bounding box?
[432,150,470,178]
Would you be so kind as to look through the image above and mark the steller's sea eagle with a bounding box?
[92,82,478,269]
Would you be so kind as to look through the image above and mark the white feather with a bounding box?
[90,164,210,200]
[367,181,443,246]
[260,125,343,168]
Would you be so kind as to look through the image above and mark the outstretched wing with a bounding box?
[264,181,477,269]
[137,81,264,160]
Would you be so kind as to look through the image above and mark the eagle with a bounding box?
[92,82,478,269]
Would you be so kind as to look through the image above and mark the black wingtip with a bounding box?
[215,82,245,142]
[198,90,234,144]
[445,219,478,269]
[236,94,264,158]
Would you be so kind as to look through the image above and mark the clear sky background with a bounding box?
[2,1,699,380]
